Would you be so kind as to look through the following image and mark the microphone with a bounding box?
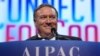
[51,28,71,40]
[51,28,58,37]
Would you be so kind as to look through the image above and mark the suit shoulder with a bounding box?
[26,36,37,40]
[58,35,82,40]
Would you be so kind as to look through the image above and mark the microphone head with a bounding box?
[51,28,57,35]
[51,28,56,32]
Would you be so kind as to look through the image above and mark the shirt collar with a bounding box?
[37,34,56,40]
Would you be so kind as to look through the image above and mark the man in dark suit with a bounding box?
[27,4,81,40]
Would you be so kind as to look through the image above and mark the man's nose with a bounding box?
[45,16,52,26]
[46,16,51,23]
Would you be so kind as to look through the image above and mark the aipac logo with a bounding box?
[22,46,80,56]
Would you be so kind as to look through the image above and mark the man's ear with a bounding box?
[34,18,36,22]
[34,19,37,26]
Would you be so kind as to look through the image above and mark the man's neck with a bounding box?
[38,32,54,39]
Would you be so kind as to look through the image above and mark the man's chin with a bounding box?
[44,31,51,34]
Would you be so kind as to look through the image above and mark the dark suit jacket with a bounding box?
[27,34,82,41]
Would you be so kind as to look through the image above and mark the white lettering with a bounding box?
[69,46,80,56]
[45,46,55,56]
[36,47,40,56]
[57,47,66,56]
[23,47,30,56]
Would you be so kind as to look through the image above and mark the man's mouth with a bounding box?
[44,26,51,29]
[43,23,53,29]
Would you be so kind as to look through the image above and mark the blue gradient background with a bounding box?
[0,0,100,42]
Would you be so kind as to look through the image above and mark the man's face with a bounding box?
[35,7,57,34]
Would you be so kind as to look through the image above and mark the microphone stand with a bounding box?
[51,28,58,40]
[51,28,71,40]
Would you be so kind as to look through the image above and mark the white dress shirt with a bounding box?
[38,34,56,40]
